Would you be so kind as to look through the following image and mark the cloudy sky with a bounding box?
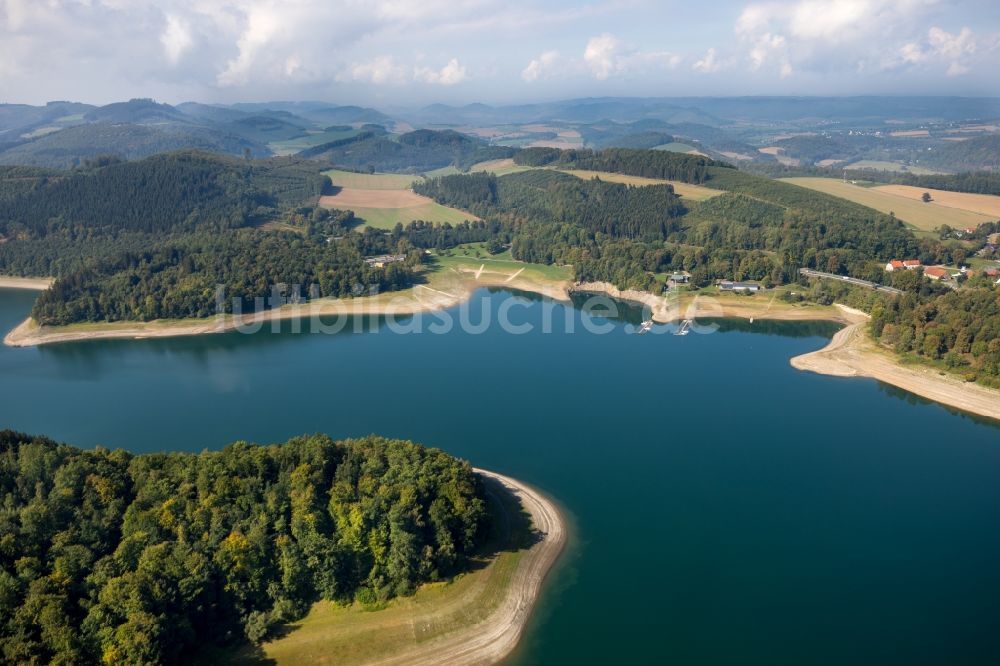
[2,0,999,107]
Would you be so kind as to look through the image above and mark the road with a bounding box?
[798,268,903,295]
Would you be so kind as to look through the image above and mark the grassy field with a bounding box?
[269,129,362,156]
[323,169,423,190]
[436,245,573,283]
[843,160,944,176]
[558,169,721,201]
[318,170,475,229]
[781,177,994,232]
[423,165,463,177]
[468,159,533,176]
[654,142,699,153]
[340,203,475,229]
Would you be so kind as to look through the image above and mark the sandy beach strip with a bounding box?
[569,281,856,325]
[791,306,1000,422]
[364,469,567,666]
[0,276,54,290]
[2,269,572,347]
[6,274,996,423]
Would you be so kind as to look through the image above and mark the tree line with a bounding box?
[512,146,724,183]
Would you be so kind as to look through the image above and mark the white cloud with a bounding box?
[522,50,561,82]
[693,48,722,73]
[343,56,407,85]
[730,0,997,79]
[897,26,981,75]
[414,58,469,85]
[584,33,620,80]
[581,33,681,80]
[160,14,193,65]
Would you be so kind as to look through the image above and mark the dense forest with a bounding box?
[30,228,420,325]
[0,431,488,665]
[870,285,1000,388]
[785,268,1000,387]
[0,152,431,323]
[0,151,327,242]
[417,169,686,240]
[512,146,723,183]
[414,152,922,292]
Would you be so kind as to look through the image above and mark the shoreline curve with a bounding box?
[360,468,567,666]
[4,276,997,423]
[791,306,1000,422]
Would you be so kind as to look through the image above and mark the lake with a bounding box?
[1,287,999,665]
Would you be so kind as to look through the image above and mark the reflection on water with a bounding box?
[706,317,842,338]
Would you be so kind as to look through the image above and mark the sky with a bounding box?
[2,0,999,107]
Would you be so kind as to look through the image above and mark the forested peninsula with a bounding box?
[0,431,491,665]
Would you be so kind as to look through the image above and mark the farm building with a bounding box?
[719,280,762,292]
[885,259,921,271]
[923,266,949,281]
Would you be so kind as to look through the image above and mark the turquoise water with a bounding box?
[1,287,999,665]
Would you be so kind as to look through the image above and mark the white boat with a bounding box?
[675,319,692,336]
[637,320,654,335]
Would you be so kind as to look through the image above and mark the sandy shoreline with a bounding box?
[570,281,858,325]
[4,274,996,422]
[791,306,1000,422]
[0,276,54,290]
[366,468,567,666]
[2,267,572,348]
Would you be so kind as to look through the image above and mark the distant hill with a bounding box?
[0,101,94,135]
[924,136,1000,172]
[298,129,513,172]
[231,101,393,127]
[0,123,268,169]
[221,115,309,143]
[175,102,252,123]
[82,98,189,124]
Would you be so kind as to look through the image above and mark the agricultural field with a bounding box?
[337,203,475,229]
[423,165,463,177]
[872,185,1000,218]
[318,169,474,228]
[469,158,532,176]
[654,142,699,153]
[781,177,995,232]
[269,128,362,156]
[843,160,944,175]
[319,187,474,229]
[323,169,422,190]
[559,169,722,201]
